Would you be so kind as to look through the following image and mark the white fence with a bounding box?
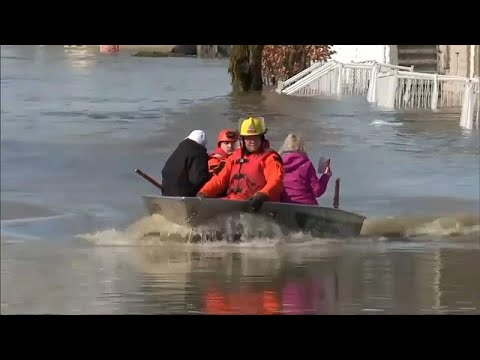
[279,61,412,97]
[277,60,479,130]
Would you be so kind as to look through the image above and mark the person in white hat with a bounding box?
[185,129,207,147]
[161,130,212,197]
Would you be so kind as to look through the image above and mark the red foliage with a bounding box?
[262,45,335,85]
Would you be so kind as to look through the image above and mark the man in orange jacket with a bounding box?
[208,129,239,176]
[197,116,284,211]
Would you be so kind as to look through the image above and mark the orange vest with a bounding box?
[227,148,276,199]
[209,148,229,175]
[208,153,226,175]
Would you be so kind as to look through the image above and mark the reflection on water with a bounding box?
[4,238,478,314]
[200,273,337,315]
[203,289,281,314]
[65,48,96,70]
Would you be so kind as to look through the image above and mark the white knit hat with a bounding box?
[185,130,207,148]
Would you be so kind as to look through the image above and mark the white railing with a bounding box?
[277,60,328,91]
[278,61,339,94]
[283,62,341,96]
[374,70,473,110]
[459,79,480,129]
[279,59,479,130]
[279,60,413,97]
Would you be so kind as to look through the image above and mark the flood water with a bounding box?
[1,45,479,314]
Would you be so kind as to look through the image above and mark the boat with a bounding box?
[141,195,366,241]
[135,168,366,242]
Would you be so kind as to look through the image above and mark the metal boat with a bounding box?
[142,195,366,240]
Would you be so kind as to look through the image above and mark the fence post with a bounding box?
[367,63,378,103]
[336,64,344,96]
[431,74,439,110]
[475,81,480,129]
[459,80,474,129]
[276,81,284,94]
[386,70,398,108]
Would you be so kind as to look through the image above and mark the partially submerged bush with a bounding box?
[262,45,335,85]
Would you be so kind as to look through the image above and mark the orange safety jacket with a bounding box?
[208,147,228,175]
[200,147,284,201]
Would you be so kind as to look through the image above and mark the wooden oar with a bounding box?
[333,177,340,209]
[135,169,163,192]
[319,157,339,208]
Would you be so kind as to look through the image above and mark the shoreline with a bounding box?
[65,45,230,58]
[84,45,176,53]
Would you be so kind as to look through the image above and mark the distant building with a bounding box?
[331,45,480,77]
[331,45,398,64]
[437,45,479,78]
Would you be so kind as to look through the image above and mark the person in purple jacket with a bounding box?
[279,133,332,205]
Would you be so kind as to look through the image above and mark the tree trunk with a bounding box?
[229,45,265,92]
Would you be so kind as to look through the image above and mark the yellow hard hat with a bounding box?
[239,116,267,136]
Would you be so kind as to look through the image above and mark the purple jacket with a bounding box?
[281,151,330,205]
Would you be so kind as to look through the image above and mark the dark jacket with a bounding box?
[161,138,211,197]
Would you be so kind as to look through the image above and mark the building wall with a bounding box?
[331,45,479,77]
[438,45,480,78]
[331,45,397,64]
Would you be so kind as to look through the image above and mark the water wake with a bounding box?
[78,212,289,246]
[77,210,479,248]
[370,119,403,126]
[361,212,479,239]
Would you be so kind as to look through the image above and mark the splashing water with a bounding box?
[77,208,479,249]
[370,119,403,126]
[361,212,480,240]
[78,212,289,246]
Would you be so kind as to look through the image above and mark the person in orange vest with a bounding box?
[197,116,284,211]
[208,129,239,176]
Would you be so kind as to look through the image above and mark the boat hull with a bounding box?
[142,196,366,240]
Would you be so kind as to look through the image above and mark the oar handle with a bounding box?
[333,177,340,209]
[135,168,163,192]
